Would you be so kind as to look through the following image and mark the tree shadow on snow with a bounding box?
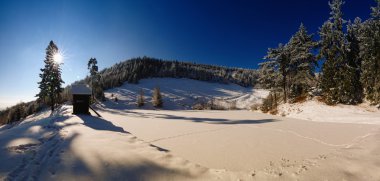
[96,107,279,125]
[154,114,278,125]
[77,114,129,134]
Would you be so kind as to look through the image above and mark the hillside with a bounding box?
[0,58,261,126]
[101,78,268,110]
[80,56,260,89]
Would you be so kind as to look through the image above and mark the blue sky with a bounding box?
[0,0,376,108]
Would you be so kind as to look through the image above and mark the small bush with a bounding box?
[228,100,237,110]
[291,94,308,103]
[136,89,145,107]
[261,91,281,114]
[192,103,206,110]
[192,99,226,110]
[152,87,163,108]
[250,103,261,111]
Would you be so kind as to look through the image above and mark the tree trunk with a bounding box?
[274,91,277,108]
[283,72,287,103]
[51,95,55,112]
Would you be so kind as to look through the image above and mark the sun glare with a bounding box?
[53,51,64,64]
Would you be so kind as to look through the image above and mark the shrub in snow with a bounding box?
[261,91,282,114]
[250,103,261,111]
[136,89,145,107]
[152,87,163,108]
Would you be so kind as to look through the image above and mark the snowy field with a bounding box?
[1,78,380,180]
[278,99,380,125]
[103,78,269,110]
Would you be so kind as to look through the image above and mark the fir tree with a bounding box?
[344,18,363,103]
[36,41,64,111]
[319,0,361,104]
[152,87,163,108]
[258,60,279,90]
[360,0,380,104]
[265,43,291,102]
[287,23,317,99]
[88,58,104,101]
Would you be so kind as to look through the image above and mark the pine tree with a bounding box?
[265,43,291,102]
[287,23,317,99]
[360,0,380,104]
[137,89,145,107]
[344,18,363,103]
[319,0,361,104]
[258,60,280,90]
[152,87,163,108]
[36,41,64,111]
[88,58,104,101]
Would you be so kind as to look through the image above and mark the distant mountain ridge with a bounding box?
[78,56,259,89]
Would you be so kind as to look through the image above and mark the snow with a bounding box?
[0,78,380,180]
[278,99,380,125]
[103,78,269,110]
[71,84,92,95]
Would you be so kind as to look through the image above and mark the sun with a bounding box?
[53,51,64,64]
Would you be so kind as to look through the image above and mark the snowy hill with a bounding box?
[102,78,269,110]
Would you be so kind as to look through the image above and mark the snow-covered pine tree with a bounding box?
[152,87,163,108]
[287,23,317,100]
[36,41,64,111]
[258,60,279,90]
[360,0,380,105]
[137,89,145,107]
[319,0,360,104]
[343,18,363,104]
[264,43,291,102]
[88,58,105,101]
[258,60,281,111]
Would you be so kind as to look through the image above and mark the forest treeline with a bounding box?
[259,0,380,113]
[80,56,259,88]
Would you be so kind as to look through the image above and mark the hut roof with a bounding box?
[71,84,92,95]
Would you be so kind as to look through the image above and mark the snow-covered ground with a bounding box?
[1,78,380,180]
[278,99,380,125]
[104,78,269,110]
[2,104,379,180]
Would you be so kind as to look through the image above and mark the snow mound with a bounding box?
[103,78,269,110]
[278,99,380,124]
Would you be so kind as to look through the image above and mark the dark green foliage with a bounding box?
[319,0,346,104]
[287,24,317,100]
[360,0,380,104]
[264,43,291,102]
[344,18,363,103]
[261,24,316,103]
[318,0,362,104]
[152,87,163,108]
[0,101,45,125]
[88,58,105,101]
[89,56,258,89]
[36,41,64,111]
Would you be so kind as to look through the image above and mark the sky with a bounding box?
[0,0,376,109]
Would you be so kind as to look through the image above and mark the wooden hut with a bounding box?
[71,84,92,114]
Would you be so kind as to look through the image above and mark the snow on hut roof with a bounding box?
[71,84,92,95]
